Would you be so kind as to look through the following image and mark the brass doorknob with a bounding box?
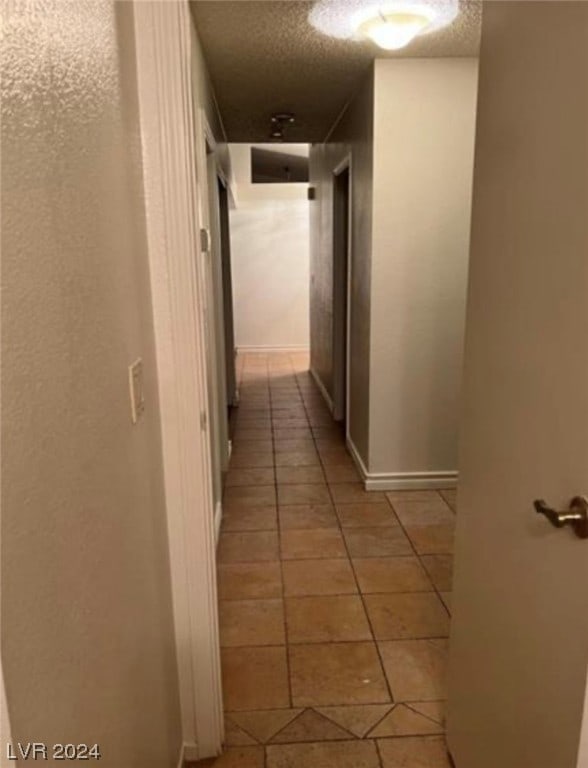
[534,496,588,539]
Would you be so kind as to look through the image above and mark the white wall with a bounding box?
[369,58,478,481]
[2,2,181,765]
[229,144,310,350]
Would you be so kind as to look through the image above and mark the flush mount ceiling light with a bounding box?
[357,8,435,49]
[309,0,459,50]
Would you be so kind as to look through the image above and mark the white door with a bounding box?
[447,3,588,768]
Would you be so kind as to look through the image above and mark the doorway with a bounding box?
[332,161,351,427]
[203,142,231,522]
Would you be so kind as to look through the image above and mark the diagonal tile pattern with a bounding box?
[269,708,354,743]
[195,352,456,767]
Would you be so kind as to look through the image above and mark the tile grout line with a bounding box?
[243,354,270,768]
[293,368,397,710]
[403,701,446,728]
[374,735,386,768]
[382,493,452,620]
[227,696,443,713]
[269,357,295,711]
[218,585,447,602]
[220,635,450,649]
[266,706,360,745]
[361,703,397,740]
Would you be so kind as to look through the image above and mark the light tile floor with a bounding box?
[196,352,456,768]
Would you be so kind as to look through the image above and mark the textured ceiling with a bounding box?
[190,1,481,142]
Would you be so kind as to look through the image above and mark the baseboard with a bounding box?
[309,367,334,413]
[182,743,199,765]
[214,501,223,544]
[364,471,458,491]
[236,345,310,353]
[346,436,458,491]
[346,434,370,482]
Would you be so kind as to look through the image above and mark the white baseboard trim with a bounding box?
[309,367,334,413]
[181,741,222,766]
[346,436,458,491]
[364,471,458,491]
[236,345,310,353]
[182,743,200,764]
[214,501,223,544]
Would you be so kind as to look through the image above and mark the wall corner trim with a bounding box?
[309,367,334,413]
[347,437,458,490]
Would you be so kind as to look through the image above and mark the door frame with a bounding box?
[216,173,238,410]
[133,2,223,762]
[205,126,231,480]
[197,113,231,532]
[332,155,353,439]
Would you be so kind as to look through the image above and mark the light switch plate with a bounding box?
[128,359,145,424]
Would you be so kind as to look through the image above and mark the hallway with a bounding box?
[211,352,456,767]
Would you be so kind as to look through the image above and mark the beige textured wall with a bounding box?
[309,67,374,462]
[1,2,181,765]
[369,59,478,476]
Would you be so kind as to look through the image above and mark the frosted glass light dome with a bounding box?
[309,0,460,49]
